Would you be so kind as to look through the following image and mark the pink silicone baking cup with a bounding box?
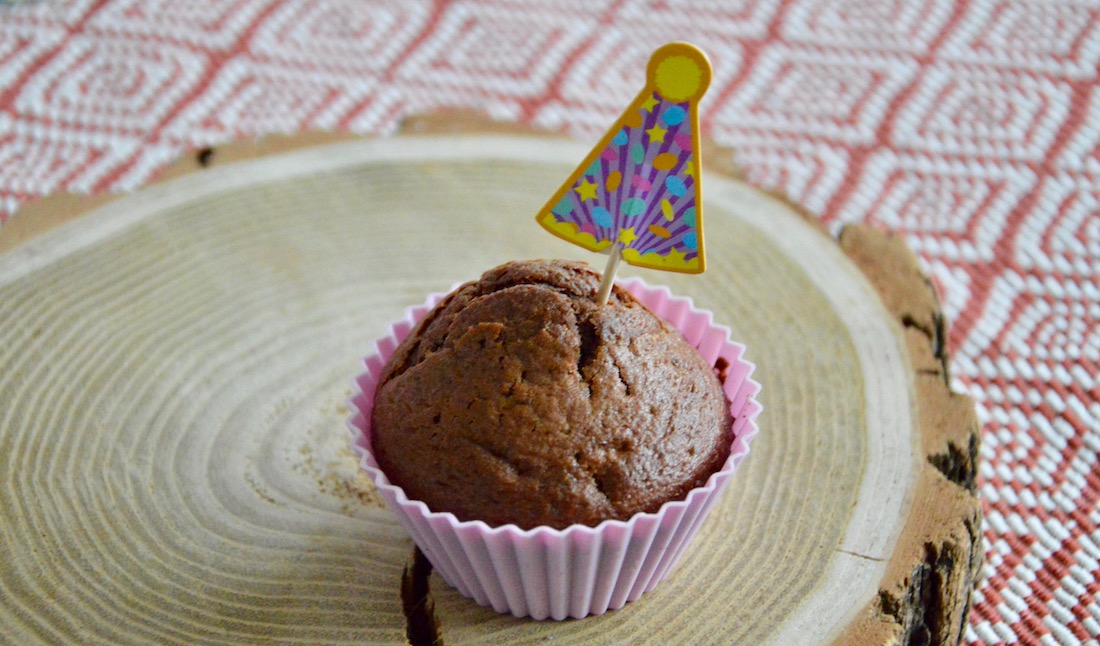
[348,277,762,620]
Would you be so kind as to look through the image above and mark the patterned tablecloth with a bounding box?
[1,1,1097,643]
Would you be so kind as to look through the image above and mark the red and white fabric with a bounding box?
[1,0,1097,643]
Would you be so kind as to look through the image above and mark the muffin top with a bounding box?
[371,259,732,529]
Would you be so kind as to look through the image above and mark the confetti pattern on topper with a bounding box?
[537,43,712,273]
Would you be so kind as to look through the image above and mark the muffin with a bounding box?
[348,266,762,619]
[370,259,732,529]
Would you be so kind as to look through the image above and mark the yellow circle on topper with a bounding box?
[648,42,711,102]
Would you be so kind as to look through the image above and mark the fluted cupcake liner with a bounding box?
[348,277,762,620]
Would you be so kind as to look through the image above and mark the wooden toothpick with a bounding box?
[595,247,622,306]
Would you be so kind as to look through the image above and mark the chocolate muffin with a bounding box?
[371,259,732,530]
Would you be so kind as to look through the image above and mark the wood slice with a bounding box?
[0,124,981,645]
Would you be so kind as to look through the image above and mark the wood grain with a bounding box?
[0,126,980,644]
[834,227,983,646]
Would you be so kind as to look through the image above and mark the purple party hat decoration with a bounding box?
[537,43,712,298]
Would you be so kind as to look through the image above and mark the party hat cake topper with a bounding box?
[537,42,712,303]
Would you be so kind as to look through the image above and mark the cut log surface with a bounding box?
[0,125,981,645]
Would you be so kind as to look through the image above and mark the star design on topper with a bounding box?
[575,179,598,201]
[645,125,667,143]
[618,227,638,246]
